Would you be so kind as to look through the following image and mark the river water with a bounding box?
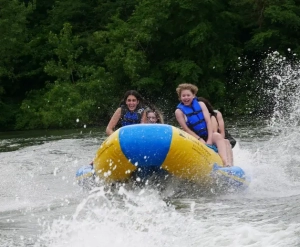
[1,56,300,247]
[1,118,300,247]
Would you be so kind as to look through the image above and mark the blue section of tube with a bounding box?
[212,163,251,188]
[119,124,173,168]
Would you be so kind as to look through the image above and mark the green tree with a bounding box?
[44,23,83,83]
[16,23,117,129]
[91,0,242,111]
[230,0,300,54]
[0,0,32,129]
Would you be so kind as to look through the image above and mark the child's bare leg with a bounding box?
[225,139,233,166]
[212,133,229,166]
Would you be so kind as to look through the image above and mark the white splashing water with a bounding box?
[263,51,300,128]
[237,51,300,196]
[34,185,300,247]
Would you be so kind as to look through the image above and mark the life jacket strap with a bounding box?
[189,119,206,128]
[185,109,202,117]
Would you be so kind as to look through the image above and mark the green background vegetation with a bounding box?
[1,0,300,130]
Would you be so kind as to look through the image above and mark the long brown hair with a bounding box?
[197,97,215,116]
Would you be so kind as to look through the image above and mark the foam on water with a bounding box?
[34,185,300,247]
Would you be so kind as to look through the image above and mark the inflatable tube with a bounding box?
[89,124,249,188]
[76,164,95,188]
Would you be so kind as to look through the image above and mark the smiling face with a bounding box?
[180,89,195,106]
[147,112,158,123]
[126,95,139,111]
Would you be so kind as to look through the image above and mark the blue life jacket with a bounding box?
[120,105,145,126]
[177,98,208,138]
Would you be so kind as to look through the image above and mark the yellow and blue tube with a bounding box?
[93,124,224,185]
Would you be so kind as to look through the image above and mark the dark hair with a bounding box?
[120,90,145,106]
[197,97,215,115]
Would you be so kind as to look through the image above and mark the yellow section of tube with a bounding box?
[161,127,223,184]
[93,129,136,182]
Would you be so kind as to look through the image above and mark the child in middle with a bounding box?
[145,108,164,124]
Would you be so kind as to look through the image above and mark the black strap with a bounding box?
[189,119,206,128]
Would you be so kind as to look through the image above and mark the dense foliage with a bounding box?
[1,0,300,130]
